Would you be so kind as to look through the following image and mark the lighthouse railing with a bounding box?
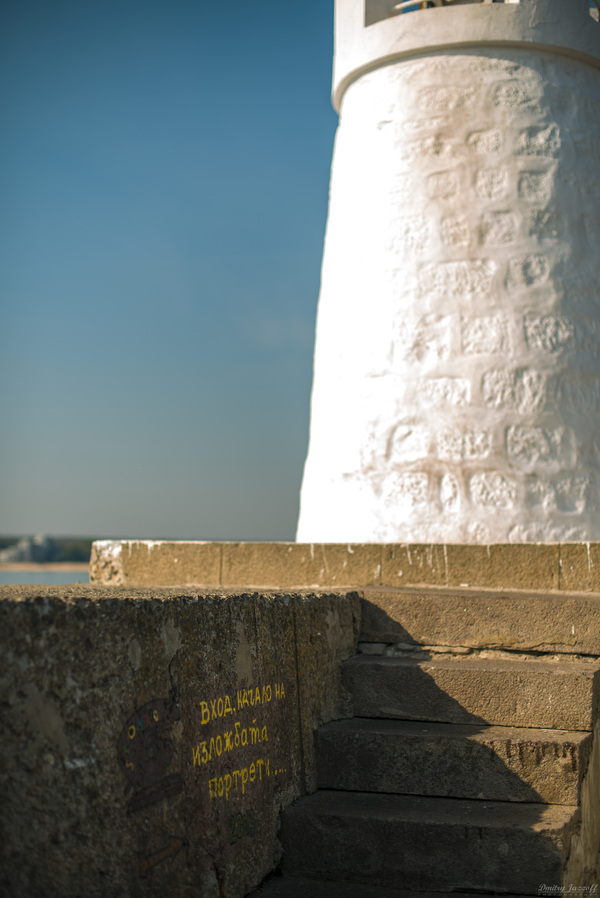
[391,0,515,11]
[390,0,598,14]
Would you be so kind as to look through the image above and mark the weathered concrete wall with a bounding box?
[0,586,360,897]
[92,539,600,593]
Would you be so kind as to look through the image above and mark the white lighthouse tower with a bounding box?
[297,0,600,544]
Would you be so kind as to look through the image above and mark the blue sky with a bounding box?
[0,0,338,540]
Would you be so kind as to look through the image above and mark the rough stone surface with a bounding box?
[89,540,222,587]
[566,716,600,886]
[90,541,385,591]
[360,586,600,655]
[91,540,600,594]
[0,586,359,898]
[317,718,590,806]
[297,0,600,543]
[251,878,507,898]
[559,542,600,593]
[343,654,600,730]
[280,790,576,894]
[221,542,382,591]
[381,542,562,591]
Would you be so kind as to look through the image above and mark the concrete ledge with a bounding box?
[344,654,600,730]
[316,718,591,806]
[280,790,573,894]
[90,541,600,593]
[360,585,600,655]
[0,585,360,898]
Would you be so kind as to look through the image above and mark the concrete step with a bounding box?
[360,586,600,655]
[249,877,523,897]
[343,654,600,730]
[317,718,590,805]
[280,790,577,895]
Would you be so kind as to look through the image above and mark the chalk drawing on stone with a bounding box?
[228,810,259,846]
[139,836,185,878]
[117,696,182,813]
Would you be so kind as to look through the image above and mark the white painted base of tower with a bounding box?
[298,46,600,544]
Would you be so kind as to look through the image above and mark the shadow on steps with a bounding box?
[250,599,598,895]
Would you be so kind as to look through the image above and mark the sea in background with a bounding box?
[0,568,90,586]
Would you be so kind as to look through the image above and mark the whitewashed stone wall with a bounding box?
[298,44,600,543]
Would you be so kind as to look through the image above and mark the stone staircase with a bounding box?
[252,586,600,896]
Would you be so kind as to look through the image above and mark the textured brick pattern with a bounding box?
[298,48,600,543]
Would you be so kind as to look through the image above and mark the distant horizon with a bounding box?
[0,533,308,542]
